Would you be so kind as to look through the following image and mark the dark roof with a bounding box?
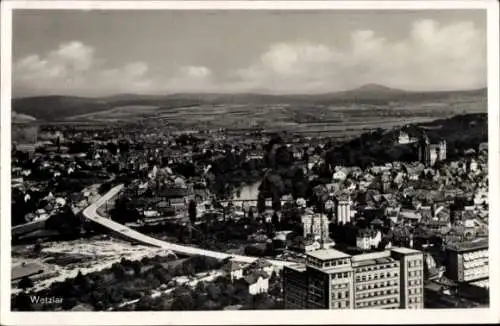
[250,258,273,269]
[446,239,488,252]
[12,262,45,280]
[158,187,190,198]
[243,270,270,285]
[224,260,245,272]
[400,125,424,138]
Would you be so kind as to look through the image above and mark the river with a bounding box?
[232,181,261,202]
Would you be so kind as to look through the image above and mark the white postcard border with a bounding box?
[1,1,499,325]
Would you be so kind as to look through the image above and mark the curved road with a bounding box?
[82,185,295,267]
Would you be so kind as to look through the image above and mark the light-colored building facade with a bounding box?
[398,131,419,144]
[301,213,329,240]
[356,229,382,251]
[247,275,270,295]
[283,247,425,309]
[419,139,447,166]
[390,247,425,309]
[336,199,352,225]
[445,240,489,283]
[352,252,401,309]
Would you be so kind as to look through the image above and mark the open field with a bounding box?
[66,105,160,122]
[146,95,486,138]
[13,86,486,140]
[11,236,176,293]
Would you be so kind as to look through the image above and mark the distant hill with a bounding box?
[12,96,112,121]
[12,85,487,121]
[328,83,408,98]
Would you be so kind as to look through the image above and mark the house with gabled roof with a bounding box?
[223,260,247,281]
[238,270,270,295]
[245,258,274,276]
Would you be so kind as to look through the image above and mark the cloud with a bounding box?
[233,19,486,93]
[13,42,214,96]
[180,66,212,79]
[14,41,94,84]
[162,66,213,93]
[13,41,158,96]
[13,18,486,96]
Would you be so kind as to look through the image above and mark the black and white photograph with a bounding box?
[1,1,499,325]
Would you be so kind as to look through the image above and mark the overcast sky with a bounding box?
[12,9,487,97]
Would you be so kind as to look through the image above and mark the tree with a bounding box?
[106,142,118,155]
[206,283,222,301]
[257,193,266,215]
[195,281,207,294]
[33,241,42,255]
[12,292,33,311]
[269,271,278,284]
[18,276,34,290]
[111,263,126,279]
[131,260,142,276]
[45,205,82,238]
[171,292,196,311]
[182,262,196,276]
[62,297,78,310]
[188,200,197,224]
[272,193,281,211]
[272,212,280,227]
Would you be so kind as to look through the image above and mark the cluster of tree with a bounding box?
[11,189,41,226]
[98,182,112,195]
[255,166,313,220]
[52,177,94,194]
[188,200,197,224]
[44,205,83,239]
[67,140,92,154]
[11,255,223,311]
[323,114,487,168]
[175,134,202,147]
[109,196,141,224]
[184,218,261,250]
[263,135,299,170]
[123,270,283,311]
[324,129,418,169]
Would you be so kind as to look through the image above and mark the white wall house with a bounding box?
[246,274,270,295]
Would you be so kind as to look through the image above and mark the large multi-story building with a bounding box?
[351,252,401,309]
[445,240,488,283]
[283,247,424,309]
[390,247,425,309]
[301,213,329,240]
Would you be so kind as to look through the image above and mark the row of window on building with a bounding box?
[408,270,423,277]
[323,258,351,268]
[408,288,422,295]
[408,279,422,286]
[407,260,423,268]
[332,283,350,290]
[332,291,350,300]
[356,263,398,272]
[355,297,398,308]
[356,272,398,282]
[408,297,422,304]
[356,280,398,291]
[331,272,350,279]
[332,301,350,309]
[356,289,399,299]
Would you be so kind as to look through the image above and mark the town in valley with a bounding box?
[9,9,490,312]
